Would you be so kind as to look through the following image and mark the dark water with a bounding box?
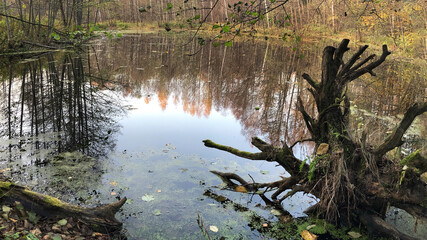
[0,33,425,239]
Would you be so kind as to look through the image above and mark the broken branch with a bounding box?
[374,102,427,157]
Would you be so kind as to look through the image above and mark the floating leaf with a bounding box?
[152,209,162,216]
[142,194,155,202]
[57,219,67,226]
[209,225,219,232]
[260,170,269,174]
[157,189,162,193]
[110,192,116,196]
[109,181,118,186]
[235,186,247,193]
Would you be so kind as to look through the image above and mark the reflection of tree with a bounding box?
[90,36,321,146]
[89,35,426,150]
[0,52,125,160]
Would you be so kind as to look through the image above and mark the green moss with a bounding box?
[44,195,65,207]
[400,150,420,166]
[0,181,12,189]
[310,225,327,234]
[23,189,64,207]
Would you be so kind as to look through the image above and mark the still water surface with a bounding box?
[0,33,425,239]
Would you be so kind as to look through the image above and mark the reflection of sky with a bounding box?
[118,93,252,155]
[116,91,288,180]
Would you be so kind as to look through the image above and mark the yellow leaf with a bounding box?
[22,4,26,9]
[9,218,18,222]
[235,186,247,193]
[301,230,318,240]
[109,181,118,186]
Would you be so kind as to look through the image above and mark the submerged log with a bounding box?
[0,181,126,233]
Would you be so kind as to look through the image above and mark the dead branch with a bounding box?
[338,45,369,78]
[0,181,126,232]
[203,139,269,160]
[374,102,427,157]
[344,45,391,82]
[271,177,298,200]
[302,73,319,89]
[251,137,274,152]
[210,170,285,192]
[296,96,315,136]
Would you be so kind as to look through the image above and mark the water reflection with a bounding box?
[0,34,425,239]
[0,53,125,159]
[89,35,320,148]
[0,52,125,201]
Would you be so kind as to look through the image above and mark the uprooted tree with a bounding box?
[203,39,427,240]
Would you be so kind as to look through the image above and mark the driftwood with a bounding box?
[203,39,427,239]
[0,181,126,233]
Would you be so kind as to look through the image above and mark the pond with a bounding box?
[0,33,426,239]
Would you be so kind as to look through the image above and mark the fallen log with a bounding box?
[0,181,126,233]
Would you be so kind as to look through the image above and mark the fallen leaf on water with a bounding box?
[152,209,161,216]
[209,225,218,232]
[110,181,118,186]
[262,223,268,227]
[235,186,248,193]
[110,192,116,196]
[157,189,162,193]
[301,230,317,240]
[260,170,269,175]
[142,194,155,202]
